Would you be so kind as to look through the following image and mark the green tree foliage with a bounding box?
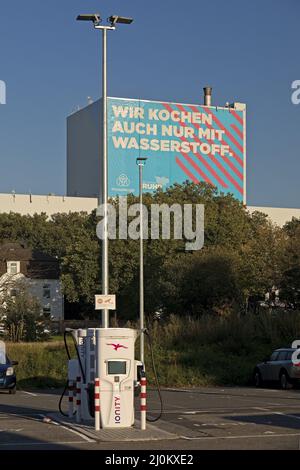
[280,218,300,308]
[0,183,297,320]
[0,282,45,342]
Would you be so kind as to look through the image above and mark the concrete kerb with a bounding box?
[45,413,179,442]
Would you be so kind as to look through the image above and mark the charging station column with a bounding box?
[95,328,138,428]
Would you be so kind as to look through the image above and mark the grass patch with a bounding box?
[6,340,75,389]
[5,310,300,389]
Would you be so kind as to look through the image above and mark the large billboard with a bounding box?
[108,97,246,202]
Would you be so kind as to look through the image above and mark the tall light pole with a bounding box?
[136,157,147,364]
[77,13,133,328]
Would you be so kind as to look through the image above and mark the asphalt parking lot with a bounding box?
[2,386,300,449]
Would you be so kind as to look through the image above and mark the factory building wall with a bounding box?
[67,100,102,198]
[0,193,299,227]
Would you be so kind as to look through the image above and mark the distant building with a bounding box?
[0,192,299,227]
[67,97,247,202]
[0,193,97,217]
[247,206,300,228]
[0,242,64,320]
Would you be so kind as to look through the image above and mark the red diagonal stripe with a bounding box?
[179,137,241,194]
[231,109,243,126]
[189,105,243,168]
[176,104,242,193]
[204,108,243,153]
[231,123,243,140]
[222,155,243,181]
[179,136,228,188]
[179,150,214,185]
[163,103,228,188]
[180,104,243,182]
[175,156,200,184]
[220,139,243,167]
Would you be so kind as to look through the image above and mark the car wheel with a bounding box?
[254,370,263,387]
[279,371,292,390]
[9,386,16,395]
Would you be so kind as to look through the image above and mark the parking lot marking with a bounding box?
[22,391,38,397]
[175,402,300,413]
[39,415,96,443]
[182,432,300,441]
[0,440,91,447]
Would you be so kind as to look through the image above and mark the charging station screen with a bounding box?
[108,361,126,375]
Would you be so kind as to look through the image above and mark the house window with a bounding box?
[7,261,20,275]
[43,284,51,299]
[43,306,51,318]
[10,288,18,297]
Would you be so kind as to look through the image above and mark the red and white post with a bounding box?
[140,377,147,430]
[76,376,81,423]
[68,380,74,418]
[94,378,100,431]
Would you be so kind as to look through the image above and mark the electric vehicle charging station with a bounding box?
[64,327,143,429]
[96,328,138,428]
[59,11,158,433]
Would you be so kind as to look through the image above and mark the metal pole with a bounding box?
[102,27,109,329]
[139,163,144,364]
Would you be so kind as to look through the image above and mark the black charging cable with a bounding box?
[58,330,86,417]
[144,328,163,422]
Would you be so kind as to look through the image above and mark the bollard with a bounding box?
[94,378,101,431]
[76,376,81,423]
[140,377,147,430]
[68,380,74,418]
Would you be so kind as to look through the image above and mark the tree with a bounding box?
[280,220,300,308]
[0,182,292,320]
[0,281,45,342]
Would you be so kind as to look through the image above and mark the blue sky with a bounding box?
[0,0,299,207]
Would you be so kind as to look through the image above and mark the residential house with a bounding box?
[0,242,64,320]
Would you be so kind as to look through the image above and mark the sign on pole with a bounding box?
[95,294,116,310]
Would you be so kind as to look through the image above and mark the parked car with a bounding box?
[254,348,300,390]
[0,353,18,394]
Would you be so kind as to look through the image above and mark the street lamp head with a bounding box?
[108,15,133,26]
[136,157,147,165]
[76,14,102,25]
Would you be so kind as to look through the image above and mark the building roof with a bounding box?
[0,242,59,279]
[0,242,55,262]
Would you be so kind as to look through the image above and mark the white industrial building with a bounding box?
[0,95,299,227]
[0,192,299,227]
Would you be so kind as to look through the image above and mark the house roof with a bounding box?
[0,242,59,279]
[0,242,56,262]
